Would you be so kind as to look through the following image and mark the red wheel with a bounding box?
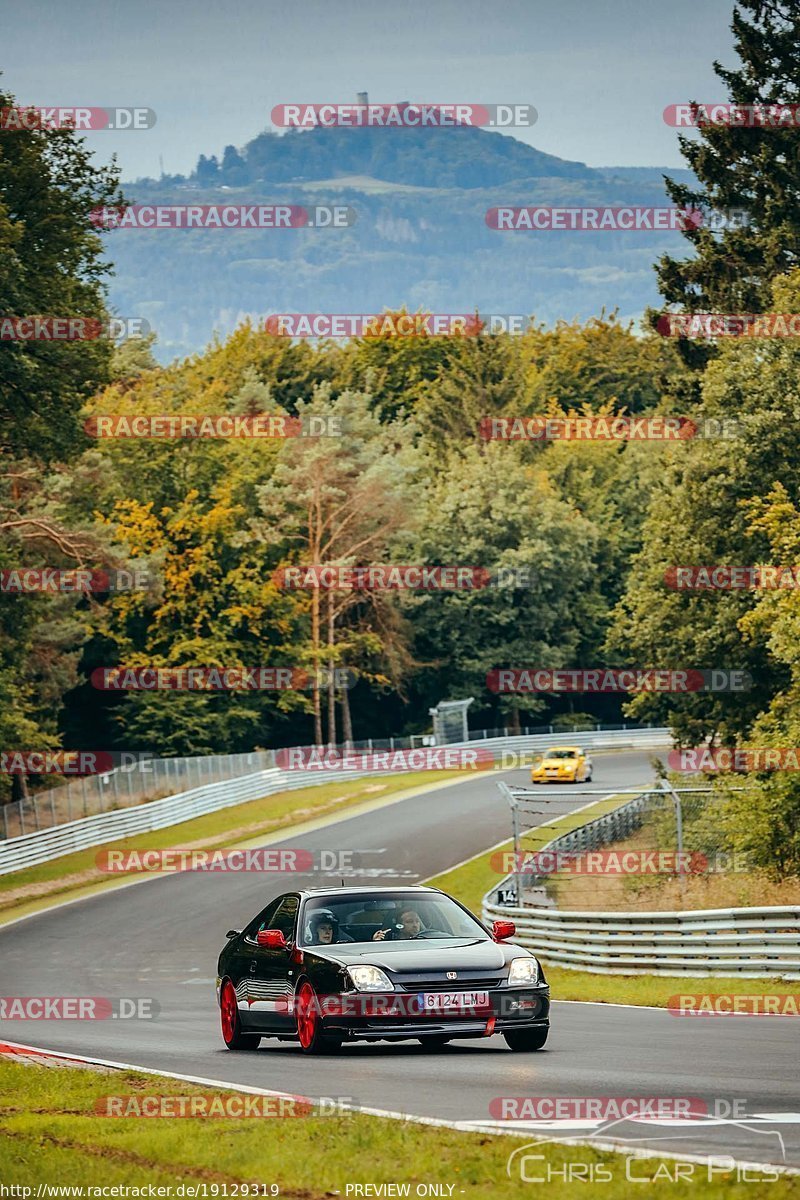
[295,981,342,1055]
[296,982,317,1049]
[220,980,261,1050]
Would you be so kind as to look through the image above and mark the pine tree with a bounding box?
[228,365,273,415]
[656,1,800,326]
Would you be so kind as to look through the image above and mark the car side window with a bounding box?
[270,895,299,942]
[243,898,281,944]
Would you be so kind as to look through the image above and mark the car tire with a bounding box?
[504,1026,549,1051]
[418,1035,451,1049]
[220,980,261,1050]
[295,980,343,1055]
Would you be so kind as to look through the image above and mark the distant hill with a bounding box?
[108,125,697,361]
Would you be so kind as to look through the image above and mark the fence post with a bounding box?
[511,799,524,909]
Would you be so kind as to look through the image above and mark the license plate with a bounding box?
[417,991,489,1012]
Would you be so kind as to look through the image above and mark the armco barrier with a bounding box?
[483,791,800,979]
[0,727,670,875]
[0,765,391,876]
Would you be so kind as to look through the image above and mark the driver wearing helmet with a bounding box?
[304,908,353,946]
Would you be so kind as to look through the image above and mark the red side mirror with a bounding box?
[257,929,288,948]
[493,919,516,942]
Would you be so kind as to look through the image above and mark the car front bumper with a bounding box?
[318,986,550,1041]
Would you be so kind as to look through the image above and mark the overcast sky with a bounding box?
[3,0,738,181]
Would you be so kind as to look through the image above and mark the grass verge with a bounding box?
[0,1058,788,1196]
[425,794,788,1009]
[0,770,466,923]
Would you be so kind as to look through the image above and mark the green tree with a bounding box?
[0,87,124,795]
[405,444,600,728]
[338,309,467,421]
[252,385,418,744]
[0,85,123,462]
[609,270,800,744]
[656,1,800,323]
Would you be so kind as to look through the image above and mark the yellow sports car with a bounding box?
[531,746,593,784]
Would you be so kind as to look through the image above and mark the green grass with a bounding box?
[0,770,466,921]
[426,795,788,1009]
[0,1059,789,1196]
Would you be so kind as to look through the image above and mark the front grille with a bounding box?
[397,976,503,992]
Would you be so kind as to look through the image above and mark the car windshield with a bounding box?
[546,749,578,759]
[300,893,487,946]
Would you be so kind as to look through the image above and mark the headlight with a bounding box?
[508,957,539,986]
[347,965,394,992]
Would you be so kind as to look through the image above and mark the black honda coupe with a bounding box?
[216,885,549,1054]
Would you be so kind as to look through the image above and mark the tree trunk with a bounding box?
[11,772,29,803]
[312,586,322,746]
[340,683,354,749]
[509,705,521,734]
[326,592,336,748]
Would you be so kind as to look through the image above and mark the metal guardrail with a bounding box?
[0,727,670,876]
[483,790,800,979]
[0,751,276,840]
[2,721,662,839]
[0,765,375,876]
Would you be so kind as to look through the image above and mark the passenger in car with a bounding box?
[304,909,354,945]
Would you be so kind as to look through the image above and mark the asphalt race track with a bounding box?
[1,751,797,1170]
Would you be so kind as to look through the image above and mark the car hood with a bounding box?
[307,937,513,974]
[539,756,578,768]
